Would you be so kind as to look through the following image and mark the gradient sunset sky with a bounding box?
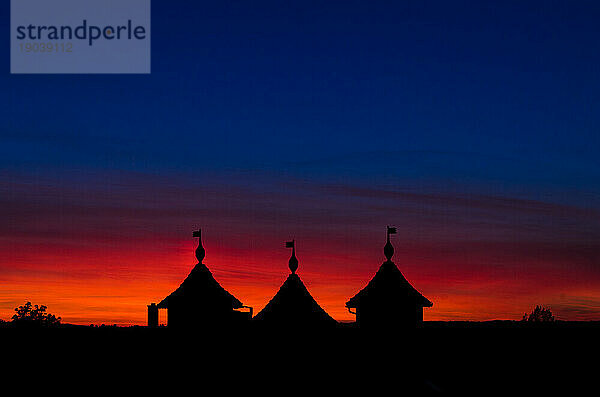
[2,1,600,325]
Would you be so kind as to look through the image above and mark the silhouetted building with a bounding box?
[253,240,337,328]
[346,227,432,328]
[147,303,158,328]
[148,229,252,328]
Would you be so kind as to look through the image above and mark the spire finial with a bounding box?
[286,240,298,274]
[384,226,397,262]
[193,229,205,263]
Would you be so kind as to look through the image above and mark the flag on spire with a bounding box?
[193,229,205,262]
[285,241,294,248]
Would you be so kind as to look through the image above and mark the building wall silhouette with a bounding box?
[148,230,251,328]
[149,228,431,330]
[346,228,433,328]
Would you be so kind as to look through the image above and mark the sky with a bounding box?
[1,1,600,325]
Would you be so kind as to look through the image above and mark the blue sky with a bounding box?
[2,1,600,180]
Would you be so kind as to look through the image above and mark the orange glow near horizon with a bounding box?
[2,170,600,325]
[2,237,600,325]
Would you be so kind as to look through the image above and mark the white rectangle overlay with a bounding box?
[11,0,151,74]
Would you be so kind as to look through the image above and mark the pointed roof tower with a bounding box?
[253,240,337,326]
[157,229,243,311]
[346,226,432,311]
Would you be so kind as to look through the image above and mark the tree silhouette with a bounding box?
[522,305,554,322]
[12,301,61,327]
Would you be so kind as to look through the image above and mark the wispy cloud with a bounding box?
[1,168,599,323]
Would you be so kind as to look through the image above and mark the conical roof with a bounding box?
[253,241,336,326]
[157,229,243,310]
[157,262,243,309]
[253,273,336,325]
[346,260,432,308]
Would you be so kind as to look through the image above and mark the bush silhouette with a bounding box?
[522,305,554,322]
[12,301,61,327]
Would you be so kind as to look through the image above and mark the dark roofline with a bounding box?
[253,273,337,325]
[346,260,433,308]
[157,263,243,309]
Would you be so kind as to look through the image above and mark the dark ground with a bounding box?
[3,321,598,394]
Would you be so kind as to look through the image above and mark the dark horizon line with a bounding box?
[4,319,600,328]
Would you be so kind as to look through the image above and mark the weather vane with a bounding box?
[384,226,396,261]
[193,228,205,263]
[286,239,298,274]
